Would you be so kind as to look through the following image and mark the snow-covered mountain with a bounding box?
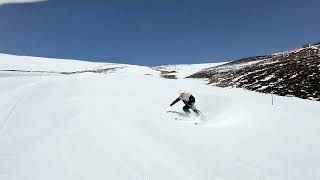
[189,44,320,101]
[0,53,319,180]
[154,63,226,79]
[0,53,128,75]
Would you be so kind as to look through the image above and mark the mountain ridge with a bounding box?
[1,42,319,101]
[188,44,320,101]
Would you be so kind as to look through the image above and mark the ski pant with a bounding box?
[183,102,199,114]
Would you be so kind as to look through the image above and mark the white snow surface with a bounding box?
[155,63,226,78]
[0,53,123,72]
[0,55,320,180]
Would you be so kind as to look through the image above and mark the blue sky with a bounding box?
[0,0,319,65]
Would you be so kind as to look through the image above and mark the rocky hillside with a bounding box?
[189,44,320,101]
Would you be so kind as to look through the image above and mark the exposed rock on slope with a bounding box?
[189,45,320,101]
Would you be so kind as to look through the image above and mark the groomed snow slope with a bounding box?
[0,56,319,180]
[0,53,123,72]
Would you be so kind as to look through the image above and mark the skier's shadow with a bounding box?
[166,110,190,117]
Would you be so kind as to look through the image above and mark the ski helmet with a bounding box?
[179,89,186,94]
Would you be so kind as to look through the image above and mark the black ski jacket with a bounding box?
[170,93,195,106]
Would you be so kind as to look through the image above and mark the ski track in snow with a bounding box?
[0,55,319,180]
[0,81,42,132]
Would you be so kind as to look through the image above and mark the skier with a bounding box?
[170,90,200,115]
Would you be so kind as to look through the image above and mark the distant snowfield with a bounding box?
[0,54,319,180]
[155,62,226,78]
[0,53,123,72]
